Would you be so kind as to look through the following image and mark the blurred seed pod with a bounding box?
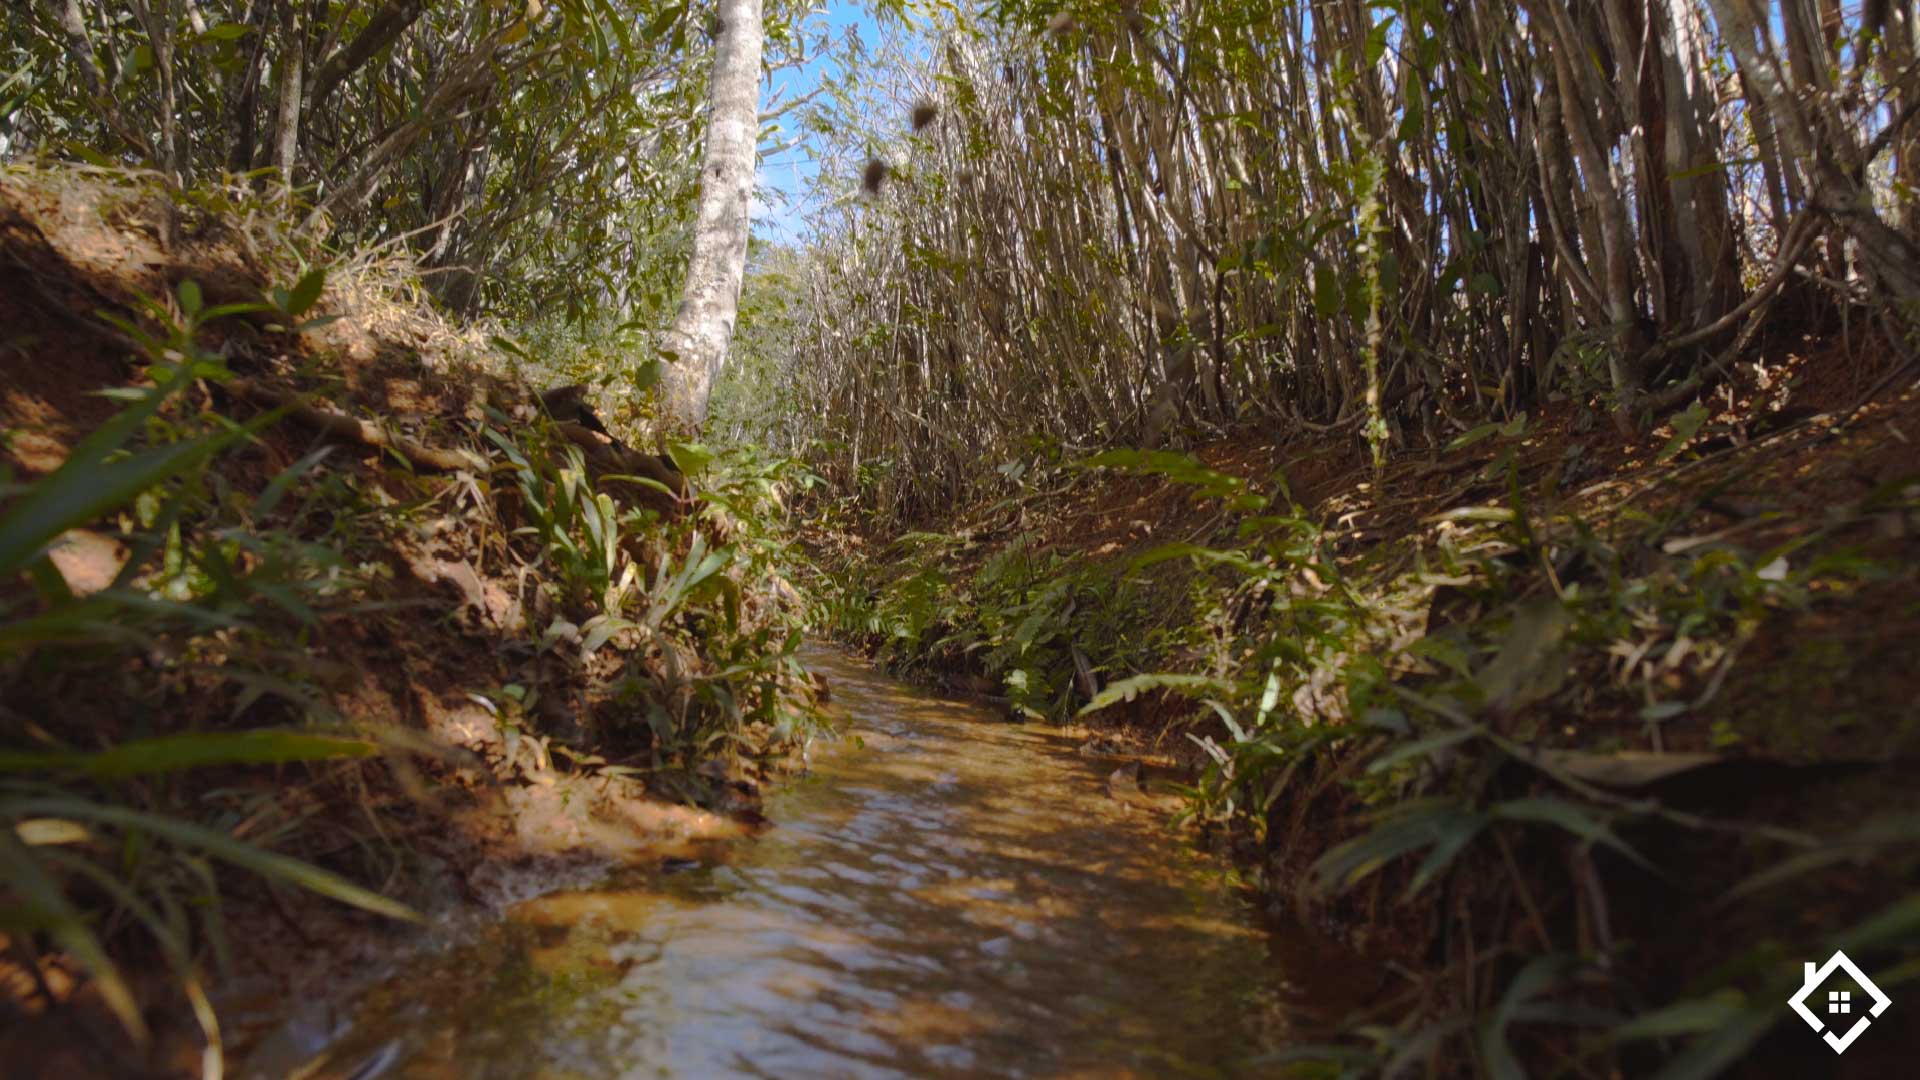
[911,100,939,132]
[862,158,890,194]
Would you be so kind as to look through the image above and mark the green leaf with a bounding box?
[0,383,236,574]
[1836,894,1920,953]
[1446,422,1503,451]
[1397,95,1424,143]
[293,314,345,333]
[631,357,664,390]
[1313,263,1341,317]
[254,446,334,519]
[0,831,146,1042]
[7,797,420,923]
[1476,597,1571,708]
[1405,810,1489,894]
[0,588,242,653]
[1079,672,1236,715]
[66,142,116,167]
[643,1,687,41]
[1657,403,1709,463]
[200,301,271,322]
[286,267,327,317]
[1364,16,1394,65]
[1082,449,1245,498]
[1481,956,1589,1080]
[1727,814,1920,900]
[1492,796,1649,867]
[177,279,203,317]
[0,730,378,779]
[1522,749,1721,788]
[1609,991,1747,1042]
[0,597,146,651]
[1129,541,1267,577]
[666,440,716,477]
[581,614,637,654]
[1378,1014,1471,1076]
[490,334,532,360]
[1406,633,1472,677]
[1311,798,1479,894]
[1365,725,1484,775]
[1648,1005,1779,1080]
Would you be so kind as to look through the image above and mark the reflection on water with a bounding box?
[270,647,1314,1078]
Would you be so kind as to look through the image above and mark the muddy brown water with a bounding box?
[246,647,1333,1078]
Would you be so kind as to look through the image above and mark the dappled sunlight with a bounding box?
[280,647,1293,1077]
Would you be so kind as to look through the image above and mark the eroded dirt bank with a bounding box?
[812,337,1920,1075]
[1,164,818,1076]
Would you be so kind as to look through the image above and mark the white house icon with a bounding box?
[1789,949,1892,1054]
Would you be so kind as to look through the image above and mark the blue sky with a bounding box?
[754,4,881,245]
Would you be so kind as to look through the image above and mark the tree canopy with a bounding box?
[4,0,814,326]
[743,0,1918,523]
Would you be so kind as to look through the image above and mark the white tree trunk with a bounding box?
[658,0,764,434]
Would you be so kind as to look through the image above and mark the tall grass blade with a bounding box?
[7,797,420,923]
[0,830,147,1042]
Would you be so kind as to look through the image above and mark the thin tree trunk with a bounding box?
[225,4,271,175]
[1707,0,1920,300]
[128,0,185,183]
[273,0,304,191]
[305,0,429,118]
[1877,0,1920,234]
[38,0,157,161]
[305,24,515,229]
[657,0,765,435]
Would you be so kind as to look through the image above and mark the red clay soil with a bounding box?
[0,169,781,1077]
[0,168,503,471]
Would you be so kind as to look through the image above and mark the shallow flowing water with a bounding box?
[259,648,1327,1078]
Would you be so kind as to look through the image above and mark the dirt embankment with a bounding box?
[1,165,813,1076]
[837,332,1919,747]
[821,325,1920,1074]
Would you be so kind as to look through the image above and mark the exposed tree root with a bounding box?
[226,376,486,472]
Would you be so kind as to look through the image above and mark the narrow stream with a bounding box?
[258,647,1323,1078]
